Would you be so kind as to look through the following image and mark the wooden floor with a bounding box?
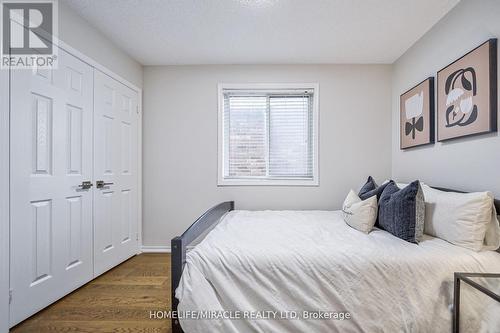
[11,254,171,333]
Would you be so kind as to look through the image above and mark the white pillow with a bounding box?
[422,185,494,251]
[396,181,426,189]
[482,208,500,251]
[342,190,378,233]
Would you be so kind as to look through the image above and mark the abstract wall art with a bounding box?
[437,39,497,141]
[400,77,435,149]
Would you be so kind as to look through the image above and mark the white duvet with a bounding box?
[176,210,500,333]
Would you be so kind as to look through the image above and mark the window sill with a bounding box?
[217,178,319,187]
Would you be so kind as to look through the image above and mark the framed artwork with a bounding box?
[400,77,435,149]
[437,39,497,141]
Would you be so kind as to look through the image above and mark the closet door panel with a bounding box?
[94,70,139,276]
[10,49,94,326]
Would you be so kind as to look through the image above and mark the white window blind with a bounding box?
[219,85,318,185]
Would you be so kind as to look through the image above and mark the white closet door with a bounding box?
[93,70,139,276]
[1,53,10,333]
[10,49,94,326]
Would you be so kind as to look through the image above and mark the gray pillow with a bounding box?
[378,180,425,244]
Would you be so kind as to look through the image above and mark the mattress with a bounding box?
[176,210,500,332]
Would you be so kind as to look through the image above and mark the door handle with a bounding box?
[96,180,114,188]
[78,181,93,190]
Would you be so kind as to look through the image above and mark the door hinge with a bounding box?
[9,289,12,304]
[136,233,139,241]
[136,106,139,114]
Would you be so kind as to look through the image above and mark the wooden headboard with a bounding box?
[433,187,500,214]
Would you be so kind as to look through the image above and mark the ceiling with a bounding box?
[62,0,460,66]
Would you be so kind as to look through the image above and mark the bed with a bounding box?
[171,192,500,333]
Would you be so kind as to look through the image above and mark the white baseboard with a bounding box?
[141,245,171,253]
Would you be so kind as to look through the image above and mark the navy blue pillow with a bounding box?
[358,176,376,197]
[378,181,425,244]
[358,177,393,201]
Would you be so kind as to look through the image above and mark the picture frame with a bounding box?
[400,77,435,149]
[437,39,497,142]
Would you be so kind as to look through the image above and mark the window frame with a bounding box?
[217,83,319,186]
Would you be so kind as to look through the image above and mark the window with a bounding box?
[218,84,319,186]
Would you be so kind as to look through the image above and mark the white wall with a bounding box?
[391,0,500,196]
[58,2,143,88]
[143,64,392,246]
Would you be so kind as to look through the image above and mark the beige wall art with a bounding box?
[400,77,435,149]
[437,39,497,141]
